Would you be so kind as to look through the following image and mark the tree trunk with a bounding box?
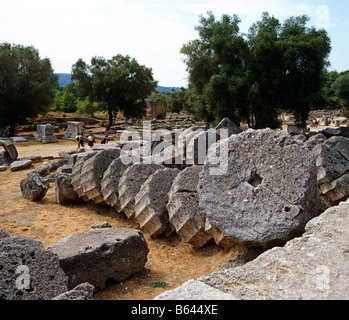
[106,107,113,131]
[9,122,16,137]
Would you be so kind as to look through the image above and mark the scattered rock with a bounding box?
[0,228,10,239]
[28,161,53,177]
[91,222,112,229]
[48,228,149,291]
[0,139,18,161]
[55,173,80,205]
[10,159,32,172]
[304,133,327,150]
[0,236,68,300]
[52,282,95,300]
[20,173,49,201]
[0,151,12,166]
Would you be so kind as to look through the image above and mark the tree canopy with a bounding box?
[0,43,57,136]
[181,12,332,128]
[72,54,157,129]
[332,72,349,118]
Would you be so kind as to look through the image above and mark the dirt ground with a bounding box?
[0,138,241,300]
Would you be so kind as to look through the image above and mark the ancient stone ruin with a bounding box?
[4,118,349,300]
[146,98,167,119]
[34,124,58,143]
[63,121,84,140]
[198,129,327,249]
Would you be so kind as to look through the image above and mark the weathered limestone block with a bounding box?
[198,128,327,249]
[215,117,242,137]
[48,228,149,291]
[63,121,84,140]
[35,124,58,143]
[0,151,12,166]
[10,159,32,172]
[304,133,327,150]
[0,139,18,160]
[134,167,180,237]
[28,161,53,177]
[100,156,134,211]
[118,163,164,218]
[313,136,349,205]
[155,199,349,300]
[0,236,68,300]
[80,148,122,204]
[20,173,49,201]
[55,173,80,205]
[167,166,212,248]
[56,164,73,174]
[52,282,95,300]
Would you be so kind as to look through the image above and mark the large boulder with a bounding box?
[134,167,180,237]
[0,139,18,161]
[0,236,68,300]
[20,173,49,201]
[118,163,164,219]
[155,199,349,300]
[198,128,327,249]
[48,228,149,291]
[10,159,32,172]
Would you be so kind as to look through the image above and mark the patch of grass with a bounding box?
[149,280,169,289]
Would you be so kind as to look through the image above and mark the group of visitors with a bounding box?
[310,115,336,128]
[75,132,108,149]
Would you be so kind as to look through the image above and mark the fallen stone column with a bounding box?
[79,148,122,204]
[198,128,327,249]
[167,166,212,248]
[100,156,134,211]
[118,163,164,219]
[71,151,98,201]
[134,167,180,237]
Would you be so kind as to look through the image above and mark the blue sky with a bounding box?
[0,0,348,87]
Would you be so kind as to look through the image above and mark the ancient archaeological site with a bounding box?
[1,115,349,300]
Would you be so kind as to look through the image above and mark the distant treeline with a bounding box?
[56,73,181,92]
